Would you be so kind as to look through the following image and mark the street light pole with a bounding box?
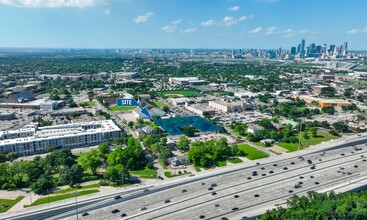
[74,191,79,220]
[298,111,304,152]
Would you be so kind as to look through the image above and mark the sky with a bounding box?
[0,0,366,50]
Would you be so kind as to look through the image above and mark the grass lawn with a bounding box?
[154,101,168,108]
[237,144,269,160]
[109,106,136,111]
[156,90,200,97]
[194,166,202,172]
[269,149,282,155]
[25,190,99,207]
[0,196,24,213]
[129,167,157,179]
[228,157,243,164]
[52,183,100,195]
[254,142,265,147]
[79,101,95,107]
[278,130,338,152]
[215,160,227,167]
[164,171,187,178]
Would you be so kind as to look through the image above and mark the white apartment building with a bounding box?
[40,101,58,110]
[208,100,246,112]
[0,120,121,155]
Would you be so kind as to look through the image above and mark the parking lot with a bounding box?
[214,111,272,126]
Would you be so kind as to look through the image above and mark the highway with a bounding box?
[4,135,367,220]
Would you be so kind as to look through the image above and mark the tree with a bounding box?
[97,143,110,161]
[31,176,54,194]
[78,149,102,175]
[162,106,170,113]
[332,121,349,133]
[105,164,130,185]
[322,106,335,115]
[320,87,336,97]
[310,127,318,138]
[177,136,190,151]
[59,164,83,186]
[45,146,56,153]
[182,126,196,137]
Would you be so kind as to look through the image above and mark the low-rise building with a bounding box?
[0,120,121,155]
[185,104,215,116]
[0,112,16,120]
[168,77,207,85]
[40,101,58,110]
[208,100,246,112]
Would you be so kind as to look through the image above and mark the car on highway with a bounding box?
[143,189,150,192]
[82,212,89,217]
[310,165,316,170]
[215,204,220,207]
[283,167,288,170]
[112,209,120,214]
[290,162,295,165]
[247,177,252,180]
[140,207,147,211]
[234,195,240,198]
[114,195,122,200]
[294,184,301,189]
[208,187,214,191]
[298,156,304,161]
[164,199,171,203]
[232,207,239,211]
[182,189,187,193]
[269,170,274,174]
[199,215,206,219]
[188,174,195,177]
[120,213,127,217]
[211,192,217,195]
[221,218,229,220]
[200,182,206,186]
[211,183,217,187]
[252,171,258,176]
[307,159,313,164]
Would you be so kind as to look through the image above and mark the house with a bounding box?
[271,122,284,131]
[166,138,176,150]
[260,139,274,145]
[168,155,188,166]
[246,125,263,134]
[142,125,154,134]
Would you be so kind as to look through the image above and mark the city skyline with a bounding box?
[0,0,367,49]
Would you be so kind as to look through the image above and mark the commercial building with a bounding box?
[110,72,138,80]
[0,120,121,155]
[208,100,246,112]
[295,95,352,108]
[168,77,207,85]
[40,101,58,110]
[0,112,16,120]
[185,104,215,116]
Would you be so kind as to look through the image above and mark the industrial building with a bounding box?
[0,120,121,155]
[208,100,246,112]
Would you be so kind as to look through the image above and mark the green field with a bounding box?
[215,160,227,167]
[25,190,99,207]
[52,183,100,195]
[0,196,24,213]
[278,130,337,152]
[79,101,95,107]
[110,106,137,111]
[156,90,200,97]
[154,101,168,108]
[129,167,157,179]
[237,144,269,160]
[164,171,186,178]
[228,157,243,164]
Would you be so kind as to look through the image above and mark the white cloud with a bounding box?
[201,19,217,27]
[264,26,277,35]
[282,28,314,37]
[228,6,240,11]
[133,12,154,23]
[346,27,367,35]
[171,19,182,25]
[238,16,248,21]
[103,8,110,16]
[248,27,262,34]
[162,19,182,32]
[0,0,105,8]
[181,28,196,34]
[222,16,237,26]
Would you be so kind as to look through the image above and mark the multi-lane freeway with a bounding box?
[4,135,367,220]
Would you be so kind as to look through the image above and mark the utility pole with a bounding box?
[298,111,304,151]
[74,191,79,220]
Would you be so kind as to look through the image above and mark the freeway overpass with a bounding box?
[3,134,367,220]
